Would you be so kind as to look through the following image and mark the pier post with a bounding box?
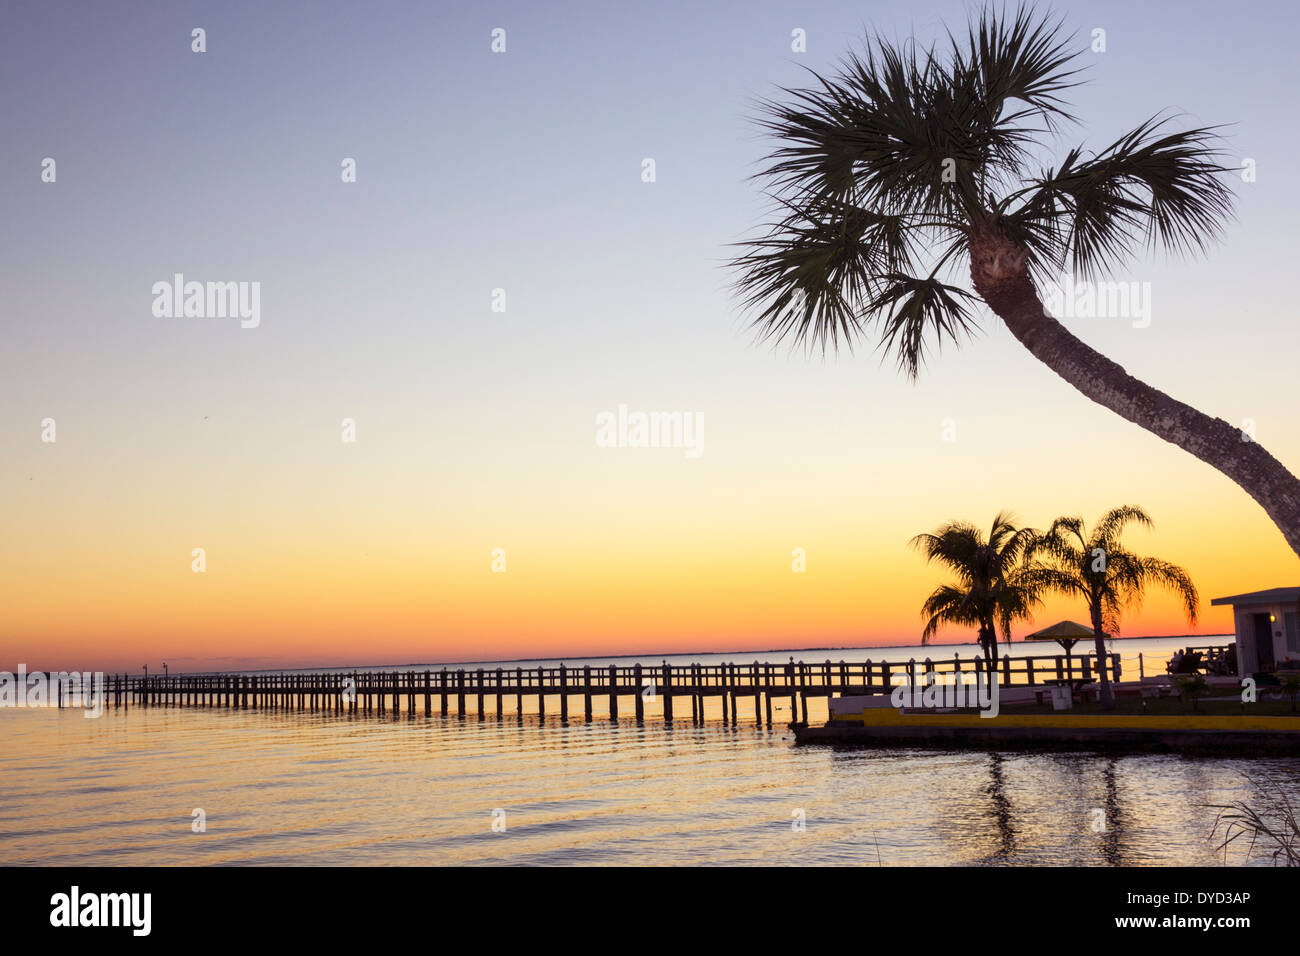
[583,665,592,721]
[608,664,618,720]
[496,668,503,718]
[662,661,673,723]
[515,667,523,717]
[634,664,644,723]
[559,665,568,723]
[424,670,431,716]
[477,668,485,720]
[440,670,448,716]
[457,670,465,717]
[537,666,545,720]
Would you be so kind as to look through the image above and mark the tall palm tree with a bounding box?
[730,5,1300,559]
[1027,505,1198,708]
[912,511,1041,670]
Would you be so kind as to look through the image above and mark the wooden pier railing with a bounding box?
[29,646,1209,727]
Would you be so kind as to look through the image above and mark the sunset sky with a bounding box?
[3,0,1298,671]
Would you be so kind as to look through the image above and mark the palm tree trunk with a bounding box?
[1089,607,1115,710]
[980,622,999,699]
[970,235,1300,558]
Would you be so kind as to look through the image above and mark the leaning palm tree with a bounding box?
[912,511,1041,670]
[1027,505,1198,708]
[730,5,1300,559]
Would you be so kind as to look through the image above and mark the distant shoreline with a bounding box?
[137,632,1232,677]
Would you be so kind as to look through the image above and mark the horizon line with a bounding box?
[42,631,1233,677]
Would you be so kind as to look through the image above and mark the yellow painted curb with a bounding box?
[834,709,1300,732]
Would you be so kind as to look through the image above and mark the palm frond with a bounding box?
[868,273,981,378]
[921,584,981,642]
[1093,504,1153,546]
[1007,117,1235,280]
[958,5,1084,130]
[731,197,916,351]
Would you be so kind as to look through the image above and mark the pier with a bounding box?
[38,649,1149,726]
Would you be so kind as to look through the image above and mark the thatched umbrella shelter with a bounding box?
[1024,620,1110,679]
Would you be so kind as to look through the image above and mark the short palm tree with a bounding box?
[1027,505,1198,708]
[912,512,1041,670]
[730,5,1300,559]
[1174,672,1210,712]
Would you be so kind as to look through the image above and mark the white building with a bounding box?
[1210,587,1300,674]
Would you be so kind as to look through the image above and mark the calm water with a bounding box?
[4,637,1295,866]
